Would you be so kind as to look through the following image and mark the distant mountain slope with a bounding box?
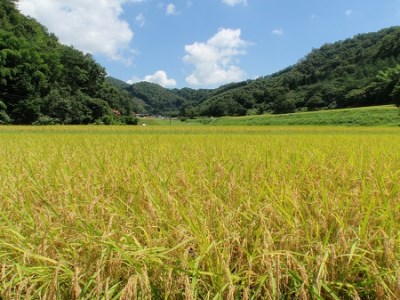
[197,26,400,116]
[3,0,399,122]
[106,76,130,89]
[112,26,400,117]
[118,80,266,116]
[125,82,188,115]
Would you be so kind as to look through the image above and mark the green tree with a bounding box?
[12,98,41,124]
[0,100,11,123]
[369,65,400,105]
[273,98,296,114]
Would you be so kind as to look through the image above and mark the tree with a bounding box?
[0,100,11,123]
[0,2,140,124]
[305,94,325,110]
[234,91,255,109]
[12,98,41,124]
[369,65,400,105]
[273,98,296,114]
[344,88,367,107]
[391,82,400,106]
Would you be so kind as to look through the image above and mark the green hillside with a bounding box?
[196,27,400,116]
[105,76,130,89]
[2,0,400,124]
[115,27,400,118]
[185,105,399,126]
[130,105,399,127]
[0,0,138,125]
[125,81,188,115]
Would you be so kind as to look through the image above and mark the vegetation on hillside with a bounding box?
[105,76,130,90]
[125,82,187,115]
[185,105,400,126]
[0,0,138,125]
[195,27,400,116]
[2,0,400,123]
[118,27,400,118]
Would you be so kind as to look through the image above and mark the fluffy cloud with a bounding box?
[126,76,141,85]
[166,3,177,15]
[183,28,248,86]
[144,70,177,87]
[17,0,140,62]
[128,71,177,87]
[222,0,247,6]
[272,28,284,36]
[345,9,353,16]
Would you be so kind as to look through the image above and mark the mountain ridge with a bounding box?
[1,0,399,123]
[112,26,400,117]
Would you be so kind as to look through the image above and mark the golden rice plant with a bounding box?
[0,125,399,299]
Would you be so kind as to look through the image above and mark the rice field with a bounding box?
[1,125,400,299]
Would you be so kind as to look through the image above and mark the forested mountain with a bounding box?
[0,0,138,124]
[122,80,264,117]
[105,76,130,90]
[116,27,400,117]
[2,0,400,123]
[124,82,188,115]
[196,26,400,116]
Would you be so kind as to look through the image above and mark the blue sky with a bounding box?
[18,0,400,88]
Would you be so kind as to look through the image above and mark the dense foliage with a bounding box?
[185,106,399,126]
[3,0,400,122]
[194,27,400,116]
[125,82,188,116]
[105,76,130,90]
[119,27,400,117]
[0,0,138,124]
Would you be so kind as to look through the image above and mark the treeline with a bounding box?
[194,27,400,116]
[125,82,187,116]
[3,0,400,123]
[0,0,138,125]
[120,27,400,118]
[121,79,256,117]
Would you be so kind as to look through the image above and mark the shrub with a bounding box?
[122,115,138,125]
[33,115,60,125]
[0,110,11,124]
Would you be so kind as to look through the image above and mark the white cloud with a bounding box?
[144,70,177,87]
[136,13,145,27]
[183,28,248,87]
[17,0,140,62]
[222,0,247,6]
[345,9,353,16]
[126,76,141,85]
[166,3,177,15]
[272,28,284,36]
[131,70,176,87]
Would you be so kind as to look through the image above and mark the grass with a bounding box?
[185,105,400,126]
[1,125,400,299]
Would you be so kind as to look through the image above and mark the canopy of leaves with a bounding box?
[0,0,138,124]
[193,26,400,115]
[6,0,399,123]
[105,76,130,89]
[125,82,188,116]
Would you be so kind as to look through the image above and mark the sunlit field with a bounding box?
[1,125,400,299]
